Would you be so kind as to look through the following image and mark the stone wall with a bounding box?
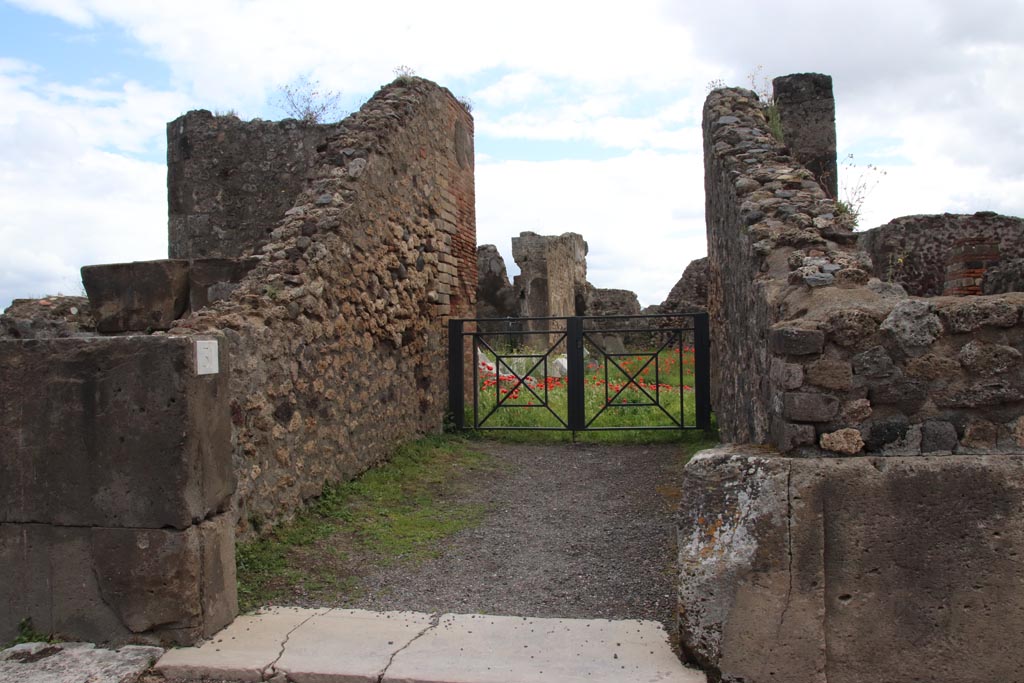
[858,212,1024,297]
[681,73,1024,683]
[0,296,94,339]
[773,73,838,199]
[0,335,237,645]
[167,112,340,260]
[170,77,476,536]
[703,82,1024,456]
[511,231,588,319]
[476,244,519,319]
[656,257,709,314]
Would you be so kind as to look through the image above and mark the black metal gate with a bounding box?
[448,313,711,432]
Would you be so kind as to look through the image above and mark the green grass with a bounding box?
[235,435,491,612]
[470,346,706,436]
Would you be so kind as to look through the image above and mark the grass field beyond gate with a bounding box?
[471,346,698,432]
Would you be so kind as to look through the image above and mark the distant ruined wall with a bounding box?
[858,212,1024,297]
[586,287,640,317]
[171,78,476,537]
[658,257,709,314]
[512,231,588,319]
[476,244,518,319]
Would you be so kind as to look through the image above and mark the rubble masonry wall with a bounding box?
[169,78,477,537]
[704,85,1024,456]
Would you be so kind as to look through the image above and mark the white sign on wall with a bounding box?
[196,339,219,375]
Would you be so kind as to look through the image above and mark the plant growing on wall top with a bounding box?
[837,153,887,228]
[273,74,345,123]
[748,65,783,143]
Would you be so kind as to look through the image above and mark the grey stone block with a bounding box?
[81,259,190,332]
[770,417,816,452]
[769,326,824,356]
[851,345,895,378]
[1,516,236,646]
[678,447,1024,683]
[92,527,202,634]
[867,377,927,412]
[189,257,260,312]
[782,392,839,422]
[0,335,233,529]
[199,514,239,637]
[921,420,958,453]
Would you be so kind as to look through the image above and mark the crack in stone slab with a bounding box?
[263,609,326,681]
[376,612,441,683]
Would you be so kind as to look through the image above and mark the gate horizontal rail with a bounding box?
[448,313,712,432]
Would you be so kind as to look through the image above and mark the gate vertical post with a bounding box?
[567,317,585,431]
[694,313,712,430]
[448,318,465,430]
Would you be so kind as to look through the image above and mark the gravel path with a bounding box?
[142,438,693,682]
[343,439,688,633]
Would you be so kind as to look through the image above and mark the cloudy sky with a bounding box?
[1,0,1021,310]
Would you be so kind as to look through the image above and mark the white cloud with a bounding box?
[0,62,173,308]
[1,0,1021,314]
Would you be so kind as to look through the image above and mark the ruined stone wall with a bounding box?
[167,112,340,259]
[858,212,1024,297]
[511,231,588,319]
[773,73,838,198]
[684,75,1024,683]
[476,244,519,319]
[170,78,476,536]
[704,84,1024,456]
[657,257,709,314]
[0,296,94,339]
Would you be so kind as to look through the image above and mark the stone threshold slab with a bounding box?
[155,607,706,683]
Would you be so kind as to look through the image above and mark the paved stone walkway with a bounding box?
[0,641,163,683]
[155,607,706,683]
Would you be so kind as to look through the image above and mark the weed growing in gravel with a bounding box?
[235,435,490,611]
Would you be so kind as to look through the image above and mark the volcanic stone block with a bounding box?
[188,257,261,312]
[805,358,853,391]
[1,516,236,646]
[769,325,824,356]
[198,514,239,637]
[867,377,927,412]
[958,340,1022,376]
[851,345,894,378]
[879,300,941,353]
[863,417,910,451]
[820,428,864,454]
[0,335,234,529]
[921,420,958,453]
[82,259,190,332]
[678,446,1024,683]
[782,392,839,422]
